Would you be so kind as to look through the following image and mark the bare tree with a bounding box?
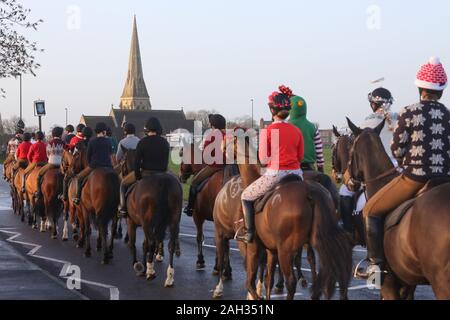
[1,115,37,134]
[0,0,43,97]
[185,109,217,128]
[227,115,257,129]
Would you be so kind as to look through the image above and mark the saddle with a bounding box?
[196,165,240,193]
[254,174,302,213]
[384,177,450,232]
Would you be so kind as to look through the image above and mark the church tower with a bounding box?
[119,16,152,110]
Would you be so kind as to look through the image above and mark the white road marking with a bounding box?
[0,228,120,300]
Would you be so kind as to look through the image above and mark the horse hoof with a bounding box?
[175,250,181,257]
[196,262,205,270]
[146,274,156,281]
[62,237,68,242]
[212,291,223,299]
[222,275,232,281]
[133,262,145,274]
[274,286,284,294]
[299,278,308,289]
[84,251,91,258]
[164,281,174,288]
[73,234,79,242]
[155,254,164,263]
[212,268,219,276]
[51,235,58,240]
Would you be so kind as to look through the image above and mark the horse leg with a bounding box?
[84,214,92,258]
[265,251,277,300]
[275,266,284,293]
[128,220,142,275]
[296,247,308,289]
[306,244,317,284]
[108,214,118,258]
[430,273,450,300]
[156,241,164,263]
[100,222,110,265]
[164,229,177,288]
[96,230,102,252]
[195,217,205,270]
[245,243,262,300]
[52,217,58,240]
[115,217,123,239]
[278,250,297,300]
[62,210,69,241]
[146,239,157,281]
[212,232,225,299]
[219,239,231,281]
[76,215,85,248]
[256,259,265,298]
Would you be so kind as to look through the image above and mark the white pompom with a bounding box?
[429,56,441,65]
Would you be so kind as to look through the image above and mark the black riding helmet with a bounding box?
[23,132,32,142]
[76,123,86,133]
[36,131,45,141]
[144,117,163,135]
[52,127,64,138]
[124,123,136,135]
[368,87,394,112]
[95,122,108,134]
[210,114,226,130]
[65,124,75,133]
[82,127,93,141]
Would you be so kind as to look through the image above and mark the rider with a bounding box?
[340,87,397,233]
[236,88,305,243]
[64,125,75,144]
[13,132,32,173]
[3,129,24,180]
[183,114,226,217]
[21,131,48,193]
[286,86,325,172]
[357,57,450,279]
[118,117,169,217]
[35,127,65,201]
[116,123,140,164]
[68,124,86,151]
[60,127,94,201]
[73,122,113,205]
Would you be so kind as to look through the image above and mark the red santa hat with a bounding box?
[415,57,447,91]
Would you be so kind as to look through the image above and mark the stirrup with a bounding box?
[72,198,80,206]
[183,207,193,217]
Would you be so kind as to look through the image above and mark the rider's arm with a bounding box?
[27,144,34,163]
[391,107,410,164]
[314,129,324,169]
[258,128,271,167]
[297,128,305,164]
[86,140,94,166]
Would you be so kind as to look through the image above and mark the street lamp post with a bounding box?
[65,108,68,126]
[19,74,22,121]
[250,99,254,129]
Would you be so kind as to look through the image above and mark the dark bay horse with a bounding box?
[213,135,353,300]
[125,171,183,287]
[25,164,46,231]
[331,127,365,246]
[179,143,232,275]
[346,118,450,299]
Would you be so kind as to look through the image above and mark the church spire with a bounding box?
[119,15,152,110]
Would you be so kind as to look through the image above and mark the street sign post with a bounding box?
[34,100,46,132]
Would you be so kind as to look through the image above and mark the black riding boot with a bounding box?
[183,185,196,217]
[119,184,128,218]
[356,215,386,279]
[235,200,255,243]
[73,179,83,206]
[60,176,69,201]
[340,196,354,234]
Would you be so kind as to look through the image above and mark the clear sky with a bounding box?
[1,0,450,131]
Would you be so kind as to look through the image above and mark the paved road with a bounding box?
[0,176,435,300]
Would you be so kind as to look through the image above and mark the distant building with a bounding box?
[80,16,194,139]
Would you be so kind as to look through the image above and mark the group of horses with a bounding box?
[3,120,449,300]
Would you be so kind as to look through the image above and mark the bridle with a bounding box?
[347,132,397,190]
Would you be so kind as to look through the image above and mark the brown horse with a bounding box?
[346,118,450,299]
[25,165,46,231]
[179,143,232,276]
[41,168,64,239]
[125,171,183,287]
[13,164,28,223]
[70,143,120,264]
[331,127,366,246]
[213,135,353,300]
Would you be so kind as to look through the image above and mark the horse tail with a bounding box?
[307,181,353,299]
[151,175,171,243]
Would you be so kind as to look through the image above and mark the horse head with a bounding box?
[345,117,387,191]
[71,142,88,174]
[331,125,354,184]
[179,143,203,183]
